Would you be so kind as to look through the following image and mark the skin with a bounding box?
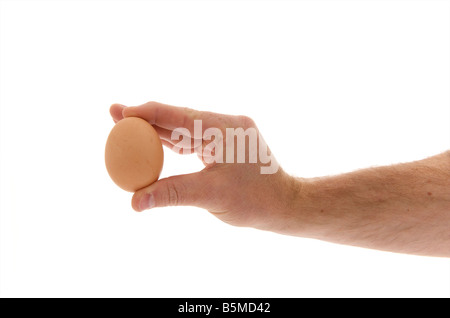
[110,101,450,257]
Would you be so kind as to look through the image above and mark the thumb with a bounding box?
[131,171,209,212]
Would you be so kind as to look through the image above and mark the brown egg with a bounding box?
[105,117,164,192]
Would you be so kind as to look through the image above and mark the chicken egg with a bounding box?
[105,117,164,192]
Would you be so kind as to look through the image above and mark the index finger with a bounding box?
[122,101,223,132]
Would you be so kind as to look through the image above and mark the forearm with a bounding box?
[287,151,450,257]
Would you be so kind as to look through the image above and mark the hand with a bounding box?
[110,101,300,232]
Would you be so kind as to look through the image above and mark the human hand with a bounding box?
[109,101,300,232]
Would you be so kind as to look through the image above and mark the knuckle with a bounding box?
[238,115,255,128]
[181,107,191,127]
[166,181,183,206]
[144,101,161,108]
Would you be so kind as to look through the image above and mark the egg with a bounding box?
[105,117,164,192]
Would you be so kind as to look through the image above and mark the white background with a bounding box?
[1,0,449,297]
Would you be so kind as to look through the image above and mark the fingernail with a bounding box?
[139,193,155,211]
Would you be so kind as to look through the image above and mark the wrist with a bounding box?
[275,173,316,236]
[280,174,338,239]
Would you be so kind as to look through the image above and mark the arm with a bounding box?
[110,102,450,257]
[289,151,450,257]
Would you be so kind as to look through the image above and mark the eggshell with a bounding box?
[105,117,164,192]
